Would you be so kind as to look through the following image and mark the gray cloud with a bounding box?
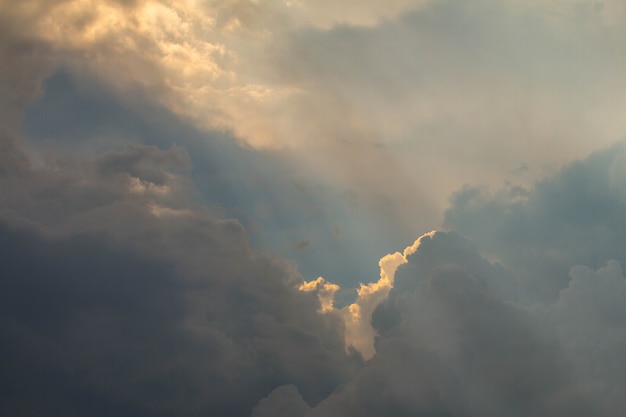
[18,68,403,287]
[367,232,589,417]
[4,86,625,416]
[444,140,626,300]
[6,0,625,245]
[246,145,626,415]
[252,385,311,417]
[259,231,619,416]
[256,0,626,243]
[296,239,312,251]
[554,261,626,413]
[0,211,359,416]
[6,0,625,284]
[0,137,360,416]
[1,1,625,416]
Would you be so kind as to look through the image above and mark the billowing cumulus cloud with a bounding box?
[444,140,626,300]
[253,143,626,416]
[3,106,357,415]
[1,0,625,416]
[0,138,360,415]
[554,261,626,413]
[257,234,625,417]
[337,231,434,359]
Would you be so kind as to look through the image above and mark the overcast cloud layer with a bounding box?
[1,0,625,416]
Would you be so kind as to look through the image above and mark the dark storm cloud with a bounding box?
[251,385,311,417]
[0,9,360,395]
[554,260,626,413]
[6,105,625,417]
[0,140,193,232]
[251,141,626,415]
[0,197,360,416]
[444,140,626,300]
[257,231,619,417]
[368,233,588,417]
[0,137,359,416]
[2,1,625,416]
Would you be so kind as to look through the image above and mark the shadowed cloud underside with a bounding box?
[1,0,625,416]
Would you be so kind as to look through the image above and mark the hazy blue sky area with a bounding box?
[1,0,625,416]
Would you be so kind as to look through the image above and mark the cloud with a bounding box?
[0,0,428,149]
[252,384,311,417]
[367,232,580,417]
[257,232,618,417]
[1,1,626,416]
[5,0,624,155]
[337,231,435,359]
[258,0,626,240]
[0,139,360,416]
[4,0,625,256]
[299,277,340,313]
[253,142,626,416]
[444,140,626,300]
[554,261,626,413]
[0,217,359,416]
[296,239,311,250]
[18,67,407,294]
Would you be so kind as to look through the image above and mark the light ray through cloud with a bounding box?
[1,0,626,416]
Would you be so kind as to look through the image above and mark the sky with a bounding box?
[1,0,625,416]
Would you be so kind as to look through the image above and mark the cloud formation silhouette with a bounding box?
[254,143,626,416]
[1,1,625,416]
[0,143,360,416]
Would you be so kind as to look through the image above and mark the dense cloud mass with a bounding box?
[257,228,626,416]
[445,141,626,300]
[250,142,626,417]
[0,145,362,416]
[1,0,625,416]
